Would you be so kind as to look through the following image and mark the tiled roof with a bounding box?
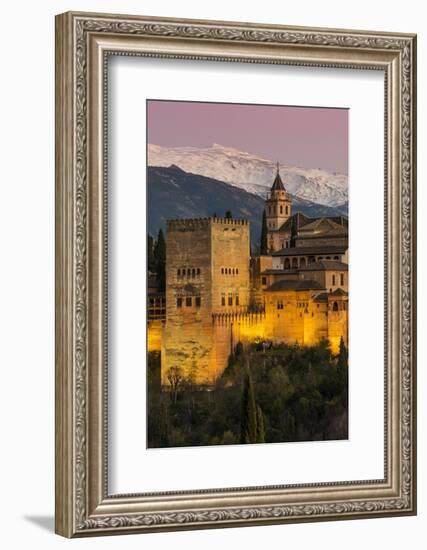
[271,170,285,191]
[329,288,349,297]
[313,292,329,302]
[265,279,325,292]
[272,245,347,257]
[300,260,348,271]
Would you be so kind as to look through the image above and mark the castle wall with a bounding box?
[162,219,214,385]
[162,218,252,386]
[211,219,250,312]
[147,320,163,352]
[263,289,347,350]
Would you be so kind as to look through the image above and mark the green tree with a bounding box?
[337,337,348,371]
[256,404,265,443]
[147,233,156,272]
[240,370,258,443]
[290,215,297,247]
[225,210,232,219]
[153,228,166,292]
[158,400,170,446]
[260,209,268,255]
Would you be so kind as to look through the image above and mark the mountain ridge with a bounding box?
[148,143,348,209]
[147,165,347,248]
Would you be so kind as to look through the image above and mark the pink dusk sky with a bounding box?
[147,100,348,175]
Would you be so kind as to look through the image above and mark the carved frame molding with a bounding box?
[55,11,416,537]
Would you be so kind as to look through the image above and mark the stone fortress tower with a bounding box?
[162,217,251,386]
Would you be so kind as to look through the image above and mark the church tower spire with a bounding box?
[264,163,292,252]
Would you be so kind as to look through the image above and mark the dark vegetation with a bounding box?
[148,229,166,292]
[147,338,348,448]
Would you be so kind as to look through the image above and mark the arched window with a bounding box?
[235,295,239,306]
[286,206,289,215]
[177,268,181,277]
[340,273,344,286]
[221,268,224,274]
[334,256,339,260]
[236,268,239,274]
[280,205,283,214]
[182,268,186,276]
[284,258,291,269]
[197,268,200,276]
[192,268,196,278]
[332,301,339,311]
[228,293,233,306]
[292,258,298,268]
[318,256,323,261]
[326,256,331,260]
[300,257,306,267]
[332,274,336,286]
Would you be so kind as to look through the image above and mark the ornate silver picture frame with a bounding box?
[55,11,417,537]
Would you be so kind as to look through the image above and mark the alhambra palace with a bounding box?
[148,166,349,386]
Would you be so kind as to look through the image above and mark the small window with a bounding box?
[228,294,233,306]
[177,298,182,308]
[280,205,283,214]
[235,295,239,306]
[197,268,200,275]
[192,268,196,278]
[186,297,192,307]
[286,206,289,215]
[261,277,267,285]
[195,296,201,307]
[177,268,181,277]
[236,268,239,274]
[332,274,336,286]
[332,301,339,311]
[182,268,186,276]
[221,268,224,274]
[232,268,235,275]
[340,273,344,286]
[221,295,226,306]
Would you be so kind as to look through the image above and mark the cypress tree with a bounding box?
[337,337,348,370]
[240,370,258,444]
[225,210,232,219]
[256,404,265,443]
[147,233,156,272]
[260,209,268,255]
[290,215,297,247]
[153,228,166,292]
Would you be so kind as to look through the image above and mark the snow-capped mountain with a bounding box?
[148,143,348,209]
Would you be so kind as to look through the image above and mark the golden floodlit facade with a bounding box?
[148,168,349,386]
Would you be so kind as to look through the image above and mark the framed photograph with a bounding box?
[55,11,417,537]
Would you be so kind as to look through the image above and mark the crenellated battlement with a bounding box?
[167,217,249,230]
[212,308,265,326]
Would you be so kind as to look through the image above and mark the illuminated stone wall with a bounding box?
[161,218,251,386]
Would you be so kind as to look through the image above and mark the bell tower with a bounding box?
[265,163,292,250]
